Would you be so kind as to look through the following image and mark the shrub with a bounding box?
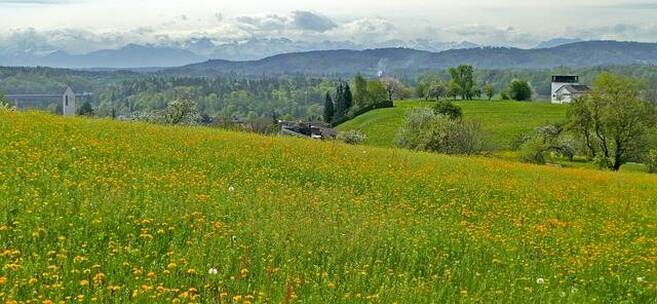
[506,79,532,101]
[510,132,532,151]
[337,130,367,145]
[135,99,201,126]
[646,149,657,173]
[593,156,614,170]
[433,101,463,120]
[78,101,94,116]
[518,124,575,164]
[396,108,486,155]
[519,138,547,164]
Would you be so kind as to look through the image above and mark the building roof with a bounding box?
[557,84,591,94]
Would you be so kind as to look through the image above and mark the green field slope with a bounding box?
[1,112,656,303]
[337,100,568,149]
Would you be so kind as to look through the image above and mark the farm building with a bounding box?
[280,121,336,139]
[5,86,92,116]
[551,75,591,104]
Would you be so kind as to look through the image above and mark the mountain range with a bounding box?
[1,39,656,73]
[0,44,205,69]
[168,41,657,76]
[0,38,483,68]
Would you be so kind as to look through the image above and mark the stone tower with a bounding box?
[62,87,76,116]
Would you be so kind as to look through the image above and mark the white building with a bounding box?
[62,87,76,116]
[551,75,591,104]
[553,85,592,104]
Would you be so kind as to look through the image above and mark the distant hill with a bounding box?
[0,44,205,69]
[535,38,584,49]
[169,41,657,76]
[174,38,480,61]
[0,38,482,68]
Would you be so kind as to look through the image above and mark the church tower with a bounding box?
[63,87,76,116]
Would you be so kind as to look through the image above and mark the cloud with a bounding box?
[332,18,398,42]
[2,9,656,58]
[443,24,539,47]
[0,0,75,4]
[606,2,657,10]
[291,11,336,32]
[568,23,657,41]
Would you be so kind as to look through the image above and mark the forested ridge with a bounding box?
[3,63,657,120]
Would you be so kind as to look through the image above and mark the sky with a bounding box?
[0,0,656,53]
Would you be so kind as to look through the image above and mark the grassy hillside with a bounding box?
[1,112,656,303]
[337,100,568,149]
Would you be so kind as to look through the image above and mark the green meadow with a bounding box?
[0,111,655,303]
[337,100,568,149]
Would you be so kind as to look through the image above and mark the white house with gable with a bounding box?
[551,75,591,104]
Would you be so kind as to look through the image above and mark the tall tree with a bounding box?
[448,65,476,100]
[343,82,353,114]
[323,92,335,123]
[446,80,462,100]
[334,82,345,119]
[366,80,390,108]
[381,77,406,104]
[428,83,447,101]
[416,74,440,100]
[353,74,368,109]
[483,84,496,101]
[567,72,656,170]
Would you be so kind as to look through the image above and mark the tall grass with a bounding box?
[0,112,655,303]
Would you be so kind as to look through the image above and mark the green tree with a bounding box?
[323,92,335,123]
[366,80,390,108]
[567,72,656,170]
[507,79,532,101]
[78,101,94,116]
[446,80,462,100]
[334,83,346,120]
[433,101,462,120]
[415,74,441,100]
[427,83,447,101]
[353,74,368,109]
[483,84,496,100]
[448,65,476,100]
[646,149,657,173]
[343,82,353,114]
[333,81,353,119]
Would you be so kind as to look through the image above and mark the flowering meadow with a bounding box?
[0,112,656,303]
